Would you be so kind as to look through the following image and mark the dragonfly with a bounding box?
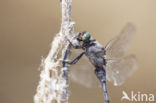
[62,23,138,103]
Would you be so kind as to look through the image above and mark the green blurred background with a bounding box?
[0,0,156,103]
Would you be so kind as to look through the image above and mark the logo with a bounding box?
[121,91,155,102]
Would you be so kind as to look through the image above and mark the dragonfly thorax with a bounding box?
[84,40,106,67]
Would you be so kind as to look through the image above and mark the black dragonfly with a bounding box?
[63,23,138,103]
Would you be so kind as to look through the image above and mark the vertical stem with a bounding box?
[60,0,74,37]
[34,0,74,103]
[60,0,75,102]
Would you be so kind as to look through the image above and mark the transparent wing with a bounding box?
[106,54,138,86]
[105,23,136,59]
[69,23,136,87]
[69,49,100,88]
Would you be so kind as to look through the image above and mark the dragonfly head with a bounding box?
[81,32,91,42]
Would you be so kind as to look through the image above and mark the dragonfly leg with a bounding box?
[63,45,71,67]
[95,67,110,103]
[63,52,85,65]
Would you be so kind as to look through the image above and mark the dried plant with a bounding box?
[34,0,75,103]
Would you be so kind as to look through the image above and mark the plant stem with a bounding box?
[34,0,74,103]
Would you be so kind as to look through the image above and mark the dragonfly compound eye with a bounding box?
[82,32,91,41]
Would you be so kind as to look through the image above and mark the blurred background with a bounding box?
[0,0,156,103]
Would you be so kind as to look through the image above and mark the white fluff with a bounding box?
[34,0,75,103]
